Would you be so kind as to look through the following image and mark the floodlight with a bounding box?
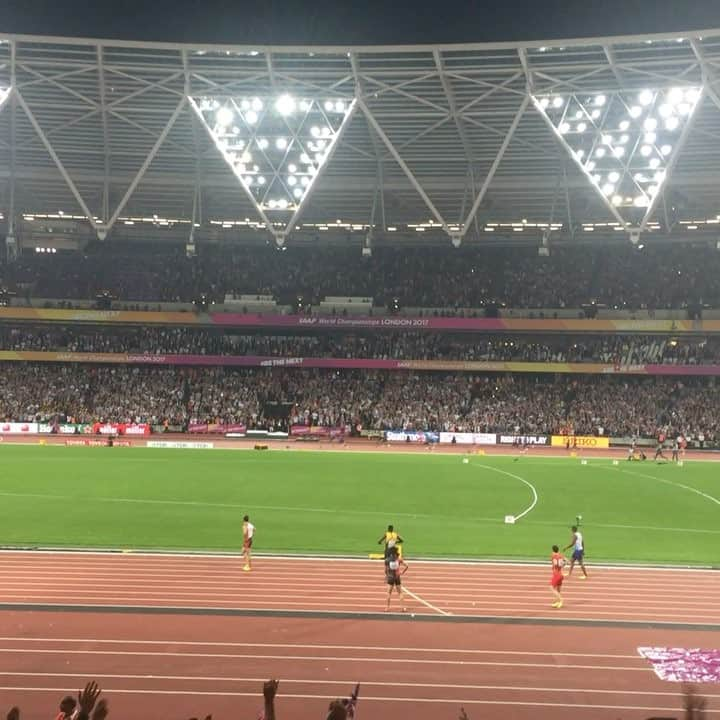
[577,122,587,132]
[299,100,310,111]
[288,163,297,173]
[251,98,263,111]
[619,120,630,130]
[324,100,334,111]
[559,122,570,134]
[595,147,606,158]
[316,139,327,150]
[649,157,661,168]
[591,109,601,119]
[665,116,679,130]
[639,89,653,105]
[644,117,658,131]
[602,183,615,196]
[629,106,642,118]
[335,101,345,113]
[648,184,659,195]
[539,97,550,109]
[654,170,666,182]
[241,151,252,163]
[660,144,672,155]
[612,195,623,206]
[686,88,701,103]
[592,173,602,183]
[293,187,303,198]
[310,126,321,137]
[216,107,234,126]
[595,94,606,106]
[258,176,266,185]
[268,199,278,209]
[277,198,289,209]
[244,176,253,185]
[644,132,657,144]
[678,102,691,115]
[575,110,583,119]
[276,137,288,150]
[586,160,596,170]
[668,88,684,104]
[300,176,310,186]
[575,149,585,159]
[552,96,564,108]
[634,195,649,207]
[640,145,652,156]
[321,127,331,137]
[608,171,620,183]
[257,138,269,149]
[634,172,646,182]
[287,175,297,186]
[613,146,625,158]
[315,152,324,163]
[658,104,673,118]
[619,134,629,144]
[602,134,612,144]
[246,110,258,124]
[275,94,296,116]
[241,99,251,110]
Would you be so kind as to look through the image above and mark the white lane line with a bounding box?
[0,686,705,712]
[0,636,638,657]
[0,549,716,571]
[474,463,538,522]
[0,673,699,696]
[617,467,720,506]
[402,586,451,616]
[0,648,645,670]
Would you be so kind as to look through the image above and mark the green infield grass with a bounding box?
[0,445,717,565]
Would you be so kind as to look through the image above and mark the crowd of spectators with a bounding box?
[2,241,720,309]
[2,678,708,720]
[2,325,719,365]
[1,363,719,442]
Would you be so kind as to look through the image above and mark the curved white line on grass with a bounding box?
[617,468,720,507]
[475,464,538,522]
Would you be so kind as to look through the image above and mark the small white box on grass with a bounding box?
[504,515,516,524]
[612,459,619,466]
[462,458,469,464]
[580,459,588,465]
[678,461,684,467]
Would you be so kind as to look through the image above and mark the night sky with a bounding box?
[2,0,720,45]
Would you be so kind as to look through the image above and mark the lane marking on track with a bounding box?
[0,636,639,657]
[402,587,451,616]
[474,463,538,521]
[0,647,645,669]
[0,549,717,572]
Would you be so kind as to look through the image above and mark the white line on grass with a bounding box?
[474,463,538,522]
[613,467,720,507]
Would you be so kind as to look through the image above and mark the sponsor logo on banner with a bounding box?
[499,435,550,445]
[0,422,38,434]
[385,430,440,443]
[124,424,151,436]
[65,438,131,447]
[439,432,497,445]
[146,440,214,449]
[551,435,610,448]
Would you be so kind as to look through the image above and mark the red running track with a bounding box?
[0,551,718,719]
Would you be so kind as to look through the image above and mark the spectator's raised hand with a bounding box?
[77,681,102,717]
[6,708,19,720]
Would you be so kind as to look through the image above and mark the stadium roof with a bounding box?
[2,28,720,247]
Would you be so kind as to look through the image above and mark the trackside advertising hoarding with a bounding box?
[551,435,610,449]
[385,430,440,443]
[438,432,497,445]
[498,435,550,445]
[0,422,38,434]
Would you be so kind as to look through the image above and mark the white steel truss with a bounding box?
[0,29,720,245]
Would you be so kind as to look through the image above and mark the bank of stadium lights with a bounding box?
[535,85,701,216]
[193,93,351,213]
